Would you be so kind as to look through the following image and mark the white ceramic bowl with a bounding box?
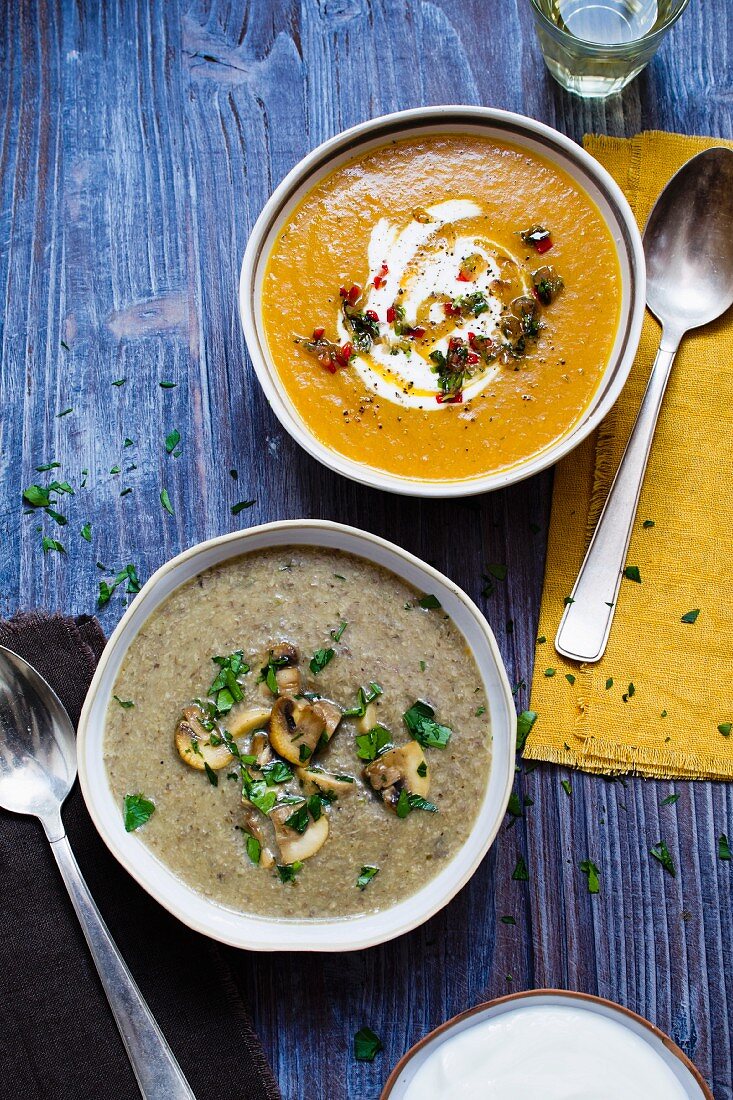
[77,520,516,952]
[239,105,646,498]
[382,989,712,1099]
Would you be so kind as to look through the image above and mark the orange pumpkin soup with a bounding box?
[262,134,621,481]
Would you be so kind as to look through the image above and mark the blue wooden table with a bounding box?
[1,2,731,1097]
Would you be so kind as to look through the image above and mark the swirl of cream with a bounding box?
[336,200,528,410]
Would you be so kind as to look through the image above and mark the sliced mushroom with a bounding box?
[242,804,276,869]
[268,697,326,765]
[174,705,233,771]
[296,766,356,798]
[270,801,329,862]
[276,664,302,696]
[363,741,430,811]
[356,701,378,735]
[226,704,273,739]
[251,729,273,767]
[271,642,299,665]
[311,698,343,741]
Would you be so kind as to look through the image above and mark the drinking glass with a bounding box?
[528,0,691,98]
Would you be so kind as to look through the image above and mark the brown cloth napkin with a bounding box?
[0,612,281,1100]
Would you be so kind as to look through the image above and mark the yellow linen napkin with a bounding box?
[524,131,733,780]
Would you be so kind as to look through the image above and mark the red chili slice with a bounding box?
[373,275,384,289]
[444,302,461,317]
[386,306,396,323]
[467,352,480,365]
[365,309,379,322]
[456,270,471,282]
[347,284,361,304]
[535,237,553,254]
[312,326,325,340]
[436,391,463,404]
[410,326,426,339]
[338,342,353,365]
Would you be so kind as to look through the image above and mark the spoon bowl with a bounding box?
[645,147,733,335]
[0,644,194,1099]
[0,646,76,826]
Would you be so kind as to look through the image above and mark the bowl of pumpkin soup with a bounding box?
[77,521,516,951]
[240,107,645,497]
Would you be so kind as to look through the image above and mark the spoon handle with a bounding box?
[555,333,680,664]
[48,831,196,1100]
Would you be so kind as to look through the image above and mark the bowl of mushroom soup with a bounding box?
[77,521,515,951]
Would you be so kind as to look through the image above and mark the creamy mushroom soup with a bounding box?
[104,547,492,919]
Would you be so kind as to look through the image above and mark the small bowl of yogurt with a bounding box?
[381,989,712,1099]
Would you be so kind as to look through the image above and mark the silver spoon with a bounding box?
[556,147,733,663]
[0,644,195,1100]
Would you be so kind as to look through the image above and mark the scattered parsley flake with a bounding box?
[80,522,92,542]
[516,711,537,753]
[718,722,732,736]
[355,725,392,761]
[204,761,218,787]
[232,500,256,515]
[330,620,348,643]
[661,793,679,806]
[544,667,556,678]
[57,407,73,417]
[650,841,675,876]
[681,608,700,624]
[565,673,576,685]
[512,856,529,881]
[719,834,731,861]
[500,915,516,925]
[35,462,60,472]
[159,381,176,388]
[113,695,134,709]
[623,565,642,583]
[123,793,155,832]
[561,779,572,797]
[403,700,452,749]
[276,861,303,883]
[354,1027,383,1063]
[605,678,614,690]
[580,859,600,894]
[111,378,126,387]
[42,537,65,554]
[246,836,261,864]
[537,635,546,644]
[563,595,575,607]
[160,488,174,515]
[309,647,335,675]
[418,593,441,609]
[356,865,379,890]
[642,519,655,528]
[60,339,70,351]
[164,429,180,454]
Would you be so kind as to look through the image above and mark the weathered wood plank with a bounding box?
[0,1,731,1097]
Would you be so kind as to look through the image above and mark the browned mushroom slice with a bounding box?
[270,801,329,862]
[268,697,326,765]
[311,698,343,741]
[263,642,302,696]
[226,704,272,739]
[271,642,299,665]
[296,766,356,798]
[363,741,430,812]
[242,804,276,868]
[251,730,273,767]
[174,705,233,771]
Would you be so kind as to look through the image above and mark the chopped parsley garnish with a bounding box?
[57,407,73,417]
[416,761,428,778]
[475,705,486,716]
[309,647,335,675]
[242,772,277,815]
[159,380,176,388]
[343,682,383,718]
[284,804,309,834]
[80,522,92,542]
[623,565,642,583]
[544,668,556,678]
[507,792,523,818]
[418,593,441,609]
[355,725,393,761]
[605,678,614,690]
[123,793,155,832]
[113,695,134,709]
[299,744,312,762]
[661,793,679,806]
[681,608,700,624]
[208,650,248,714]
[642,519,655,528]
[650,841,675,876]
[246,836,261,864]
[719,834,731,861]
[561,779,572,797]
[512,856,529,881]
[500,915,516,925]
[276,861,303,883]
[23,484,52,508]
[204,762,219,787]
[232,500,256,515]
[330,620,348,643]
[565,674,576,686]
[395,791,438,818]
[42,537,65,554]
[164,429,180,454]
[356,865,380,890]
[111,378,126,387]
[481,563,507,597]
[353,1026,383,1063]
[261,760,293,785]
[160,488,174,515]
[580,859,600,894]
[97,563,142,607]
[718,722,732,736]
[516,711,537,753]
[403,700,452,749]
[258,651,288,695]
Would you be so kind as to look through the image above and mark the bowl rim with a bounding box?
[76,519,516,951]
[380,988,713,1098]
[239,104,646,498]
